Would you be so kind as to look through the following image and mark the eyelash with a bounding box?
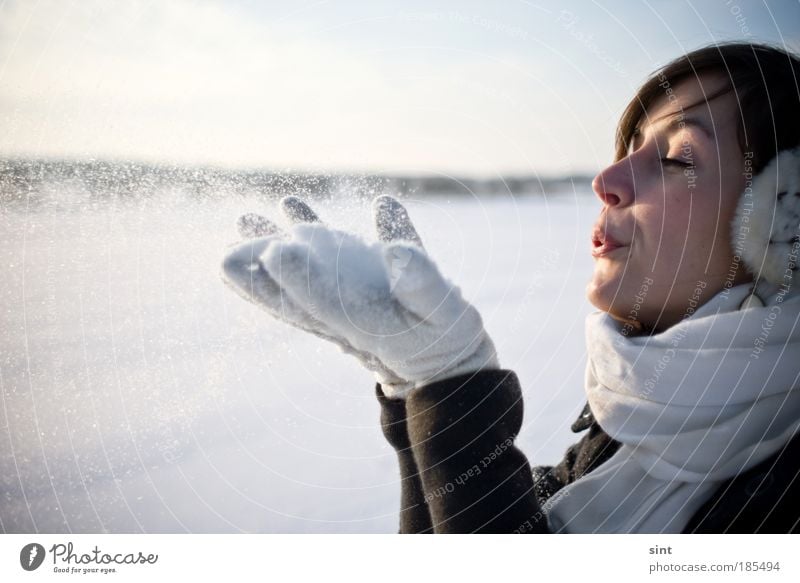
[627,129,695,168]
[660,158,693,168]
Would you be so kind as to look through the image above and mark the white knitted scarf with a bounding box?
[546,280,800,533]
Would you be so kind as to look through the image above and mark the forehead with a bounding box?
[640,72,734,128]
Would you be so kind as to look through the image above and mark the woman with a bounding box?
[221,41,800,533]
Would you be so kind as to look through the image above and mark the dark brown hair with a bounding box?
[615,41,800,174]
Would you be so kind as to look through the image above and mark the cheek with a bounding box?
[657,194,734,278]
[636,201,691,254]
[637,198,707,273]
[687,194,732,252]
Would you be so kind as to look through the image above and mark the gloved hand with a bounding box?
[220,195,499,399]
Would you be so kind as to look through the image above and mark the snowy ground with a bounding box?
[1,189,602,533]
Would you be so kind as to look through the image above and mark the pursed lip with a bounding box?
[591,225,628,258]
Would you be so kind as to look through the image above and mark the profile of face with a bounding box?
[587,72,753,333]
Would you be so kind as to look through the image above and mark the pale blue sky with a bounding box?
[1,0,798,176]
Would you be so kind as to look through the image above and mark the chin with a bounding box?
[586,275,645,324]
[585,274,618,314]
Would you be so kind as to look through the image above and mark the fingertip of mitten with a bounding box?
[280,195,321,224]
[236,213,280,239]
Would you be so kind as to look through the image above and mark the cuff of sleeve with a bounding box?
[405,369,523,454]
[377,378,417,400]
[377,368,520,453]
[376,383,412,451]
[402,369,540,533]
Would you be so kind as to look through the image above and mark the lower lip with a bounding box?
[591,243,627,258]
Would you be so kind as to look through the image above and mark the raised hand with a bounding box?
[220,195,499,398]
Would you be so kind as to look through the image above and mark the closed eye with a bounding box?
[660,157,693,168]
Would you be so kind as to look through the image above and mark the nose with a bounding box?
[592,159,634,208]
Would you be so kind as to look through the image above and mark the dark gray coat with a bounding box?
[376,370,800,533]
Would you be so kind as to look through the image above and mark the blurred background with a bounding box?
[1,0,799,533]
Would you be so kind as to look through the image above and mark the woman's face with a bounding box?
[586,72,753,333]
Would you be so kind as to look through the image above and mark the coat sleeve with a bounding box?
[376,385,434,533]
[379,369,551,533]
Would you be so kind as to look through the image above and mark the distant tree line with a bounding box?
[0,158,595,207]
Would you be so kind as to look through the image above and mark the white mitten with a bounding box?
[220,195,499,399]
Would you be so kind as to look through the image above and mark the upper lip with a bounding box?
[591,224,627,251]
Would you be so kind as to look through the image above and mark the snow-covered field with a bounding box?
[1,189,601,533]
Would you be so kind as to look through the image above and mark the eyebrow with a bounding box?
[630,114,713,149]
[662,115,713,139]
